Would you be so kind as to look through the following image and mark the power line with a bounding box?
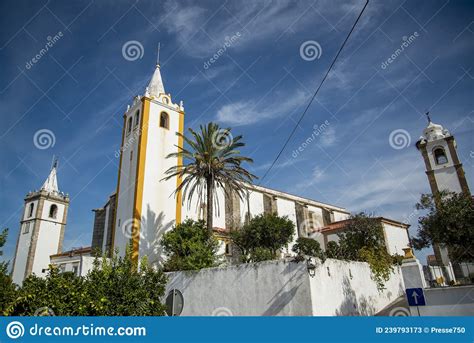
[258,0,369,185]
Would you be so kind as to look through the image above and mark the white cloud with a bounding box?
[319,126,337,147]
[215,90,309,126]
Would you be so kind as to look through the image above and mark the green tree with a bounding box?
[86,246,167,315]
[163,122,256,231]
[412,191,474,262]
[0,228,17,315]
[7,245,167,316]
[325,241,343,259]
[161,219,219,271]
[331,213,396,289]
[8,267,88,316]
[231,213,295,263]
[292,237,326,262]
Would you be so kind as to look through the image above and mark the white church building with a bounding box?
[11,63,420,284]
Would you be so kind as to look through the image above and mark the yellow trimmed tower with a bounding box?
[112,63,184,264]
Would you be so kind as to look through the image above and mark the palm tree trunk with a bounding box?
[206,177,213,232]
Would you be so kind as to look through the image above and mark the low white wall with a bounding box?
[165,258,404,316]
[410,286,474,316]
[166,260,312,316]
[309,259,405,316]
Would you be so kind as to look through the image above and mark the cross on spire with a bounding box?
[156,42,161,67]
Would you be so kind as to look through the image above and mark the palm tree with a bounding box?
[163,122,256,232]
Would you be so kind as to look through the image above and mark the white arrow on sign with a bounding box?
[411,291,419,305]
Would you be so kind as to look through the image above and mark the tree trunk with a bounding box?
[206,177,213,232]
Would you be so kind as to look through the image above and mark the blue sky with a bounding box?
[1,0,473,265]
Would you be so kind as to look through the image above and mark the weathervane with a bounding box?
[425,111,432,123]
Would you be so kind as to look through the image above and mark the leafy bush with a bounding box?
[6,245,167,316]
[292,237,326,262]
[161,219,219,271]
[331,213,398,289]
[231,213,295,263]
[0,228,17,315]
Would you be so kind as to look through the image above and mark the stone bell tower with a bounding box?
[416,113,471,282]
[11,160,69,285]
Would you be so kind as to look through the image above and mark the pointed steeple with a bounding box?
[41,160,59,194]
[146,64,165,98]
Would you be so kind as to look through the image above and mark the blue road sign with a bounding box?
[406,288,426,306]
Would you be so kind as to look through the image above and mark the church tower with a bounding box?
[416,115,470,281]
[112,63,185,265]
[11,161,69,285]
[416,115,470,197]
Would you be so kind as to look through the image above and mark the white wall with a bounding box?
[276,197,297,254]
[32,221,62,277]
[11,222,33,285]
[165,259,404,316]
[411,286,474,316]
[383,223,410,255]
[309,259,404,316]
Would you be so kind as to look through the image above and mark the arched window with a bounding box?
[160,112,169,129]
[134,110,140,127]
[127,116,133,134]
[49,204,58,219]
[434,147,448,165]
[28,203,34,217]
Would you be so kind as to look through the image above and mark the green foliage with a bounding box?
[6,245,167,316]
[8,267,88,316]
[85,246,167,316]
[163,122,256,231]
[292,237,326,262]
[0,228,17,315]
[412,191,474,262]
[161,219,219,271]
[325,241,343,259]
[231,213,295,263]
[330,213,396,289]
[357,247,395,290]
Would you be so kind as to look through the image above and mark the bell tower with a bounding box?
[112,62,185,265]
[416,113,470,197]
[416,113,471,282]
[11,160,69,285]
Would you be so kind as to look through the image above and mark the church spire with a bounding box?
[41,158,59,194]
[146,44,165,98]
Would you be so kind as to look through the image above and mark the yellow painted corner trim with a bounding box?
[175,111,185,225]
[131,98,150,263]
